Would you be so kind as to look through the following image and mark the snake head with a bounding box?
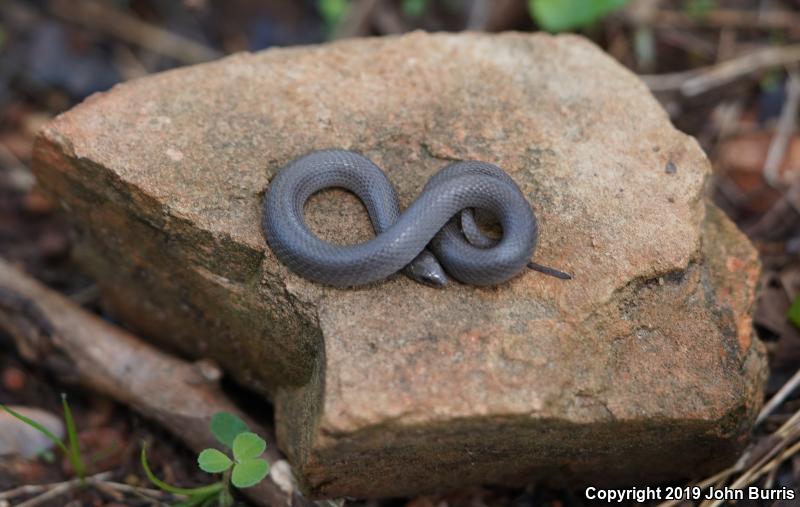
[404,250,449,288]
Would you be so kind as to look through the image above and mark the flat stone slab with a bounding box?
[33,32,766,498]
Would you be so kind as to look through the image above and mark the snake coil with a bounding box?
[262,149,568,287]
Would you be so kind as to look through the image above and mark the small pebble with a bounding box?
[193,358,222,383]
[0,406,64,458]
[665,161,677,174]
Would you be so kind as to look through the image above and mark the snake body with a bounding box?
[261,149,542,287]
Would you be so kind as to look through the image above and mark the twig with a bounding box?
[655,466,737,507]
[757,368,800,426]
[641,44,800,96]
[658,27,716,59]
[764,462,777,489]
[2,472,112,507]
[49,0,221,64]
[93,479,172,504]
[15,481,77,507]
[763,69,800,186]
[0,484,52,500]
[92,481,125,502]
[100,481,170,498]
[707,439,800,507]
[653,8,800,31]
[745,178,800,240]
[1,473,169,507]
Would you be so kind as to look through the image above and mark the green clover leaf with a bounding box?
[200,413,271,489]
[210,412,249,448]
[231,458,270,488]
[402,0,426,18]
[198,449,233,473]
[232,432,266,461]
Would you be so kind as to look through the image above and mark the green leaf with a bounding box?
[141,446,224,496]
[61,394,86,479]
[198,449,233,473]
[210,412,249,448]
[231,458,270,488]
[0,403,70,457]
[402,0,427,18]
[788,297,800,328]
[232,432,266,461]
[528,0,629,32]
[319,0,350,26]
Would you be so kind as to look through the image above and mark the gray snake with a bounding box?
[262,149,569,287]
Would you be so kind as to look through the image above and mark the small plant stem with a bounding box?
[61,394,87,483]
[220,468,235,507]
[140,446,223,497]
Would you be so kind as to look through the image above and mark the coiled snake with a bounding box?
[262,149,569,287]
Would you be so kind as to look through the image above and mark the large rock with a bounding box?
[32,32,766,497]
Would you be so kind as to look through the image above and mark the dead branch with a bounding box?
[642,44,800,97]
[6,473,111,507]
[653,9,800,31]
[745,180,800,240]
[763,69,800,186]
[48,0,221,65]
[757,368,800,427]
[0,473,108,502]
[0,259,318,507]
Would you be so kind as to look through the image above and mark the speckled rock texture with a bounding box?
[32,31,766,498]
